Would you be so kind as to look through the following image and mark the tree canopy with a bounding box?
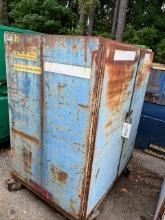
[0,0,165,63]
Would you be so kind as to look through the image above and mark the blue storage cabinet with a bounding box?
[135,63,165,159]
[5,33,153,220]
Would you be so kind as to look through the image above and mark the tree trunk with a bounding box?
[0,0,9,25]
[115,0,128,41]
[87,10,95,36]
[111,0,120,36]
[79,0,87,35]
[68,0,73,9]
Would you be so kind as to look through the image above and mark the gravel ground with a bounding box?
[0,147,164,220]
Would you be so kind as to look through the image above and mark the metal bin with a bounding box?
[135,63,165,159]
[5,33,153,220]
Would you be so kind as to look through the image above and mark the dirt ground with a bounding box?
[0,147,164,220]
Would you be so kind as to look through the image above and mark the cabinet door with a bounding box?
[42,35,101,218]
[87,41,141,215]
[5,33,43,184]
[118,50,153,176]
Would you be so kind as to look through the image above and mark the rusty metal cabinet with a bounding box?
[5,33,153,220]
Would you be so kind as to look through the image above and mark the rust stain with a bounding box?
[104,44,140,116]
[105,120,112,129]
[12,128,41,145]
[79,46,105,218]
[23,148,32,175]
[8,35,40,54]
[50,164,68,184]
[11,172,80,219]
[60,38,66,48]
[29,179,53,201]
[83,38,88,64]
[11,170,22,180]
[136,55,152,89]
[72,44,78,52]
[11,146,16,159]
[49,37,56,48]
[106,63,134,113]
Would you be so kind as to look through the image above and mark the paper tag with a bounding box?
[122,123,132,138]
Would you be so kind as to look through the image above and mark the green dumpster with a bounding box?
[0,82,9,143]
[0,25,38,144]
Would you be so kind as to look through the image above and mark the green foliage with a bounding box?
[137,27,158,49]
[127,0,165,31]
[155,39,165,63]
[94,0,114,36]
[0,0,164,63]
[124,25,158,49]
[94,31,114,39]
[123,25,140,44]
[125,0,165,63]
[9,0,74,34]
[85,0,100,13]
[78,0,100,15]
[123,25,165,63]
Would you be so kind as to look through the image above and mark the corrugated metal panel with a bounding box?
[5,33,153,220]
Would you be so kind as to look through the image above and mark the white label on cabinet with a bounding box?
[114,50,136,61]
[122,123,132,138]
[44,62,91,79]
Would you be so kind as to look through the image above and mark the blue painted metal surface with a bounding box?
[135,64,165,159]
[42,35,101,217]
[87,42,142,214]
[118,50,153,176]
[5,33,153,220]
[6,34,42,184]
